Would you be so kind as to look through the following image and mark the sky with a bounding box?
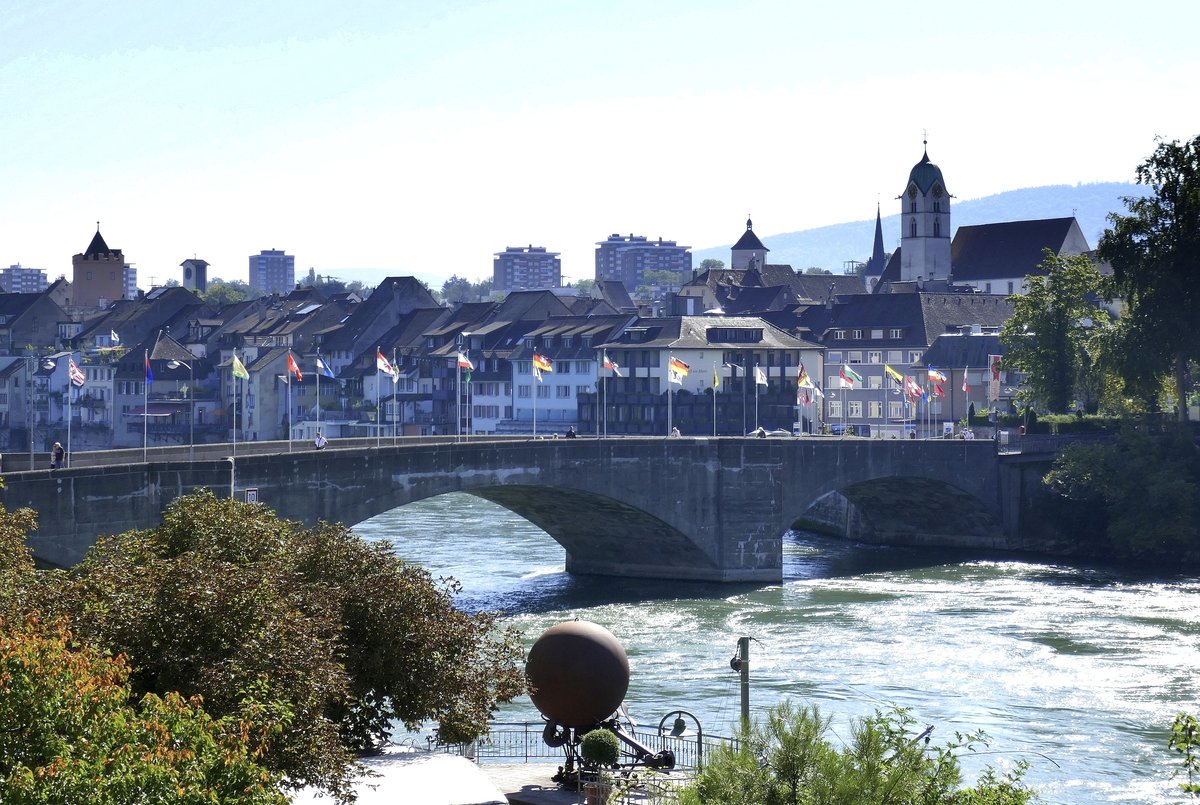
[2,0,1198,292]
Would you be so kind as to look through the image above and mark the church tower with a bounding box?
[899,142,951,283]
[730,216,769,271]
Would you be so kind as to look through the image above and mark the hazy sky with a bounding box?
[2,0,1197,291]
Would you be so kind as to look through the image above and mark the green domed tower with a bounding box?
[899,141,951,283]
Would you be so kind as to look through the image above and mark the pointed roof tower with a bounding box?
[732,216,768,252]
[906,141,948,196]
[83,222,120,258]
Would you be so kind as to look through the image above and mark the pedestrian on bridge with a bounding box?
[51,442,64,469]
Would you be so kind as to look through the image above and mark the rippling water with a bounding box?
[354,493,1200,804]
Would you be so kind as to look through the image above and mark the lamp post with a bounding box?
[657,710,704,767]
[168,359,193,459]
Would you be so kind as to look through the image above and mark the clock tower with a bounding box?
[899,142,951,284]
[180,258,209,293]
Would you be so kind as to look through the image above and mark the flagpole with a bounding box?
[233,353,238,459]
[601,371,605,438]
[392,349,399,445]
[316,350,321,430]
[375,347,381,449]
[66,372,72,468]
[713,369,717,437]
[287,352,293,453]
[143,349,149,462]
[754,364,760,432]
[533,368,538,437]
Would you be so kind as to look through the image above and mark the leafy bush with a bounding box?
[0,617,287,805]
[1044,425,1200,556]
[6,489,525,801]
[581,728,621,768]
[676,701,1037,805]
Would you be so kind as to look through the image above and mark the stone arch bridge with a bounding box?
[0,437,1053,582]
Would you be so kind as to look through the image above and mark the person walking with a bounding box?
[314,430,327,450]
[51,442,65,469]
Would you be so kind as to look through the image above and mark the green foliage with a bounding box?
[441,274,494,304]
[201,278,255,306]
[642,269,683,288]
[0,617,287,805]
[1043,425,1200,555]
[676,701,1037,805]
[572,278,597,295]
[804,266,833,275]
[1099,135,1200,421]
[999,250,1112,413]
[1169,713,1200,795]
[53,490,525,799]
[700,258,725,272]
[580,728,621,768]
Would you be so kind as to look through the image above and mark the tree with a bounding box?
[700,258,725,272]
[572,278,596,295]
[55,490,526,799]
[201,278,254,306]
[1099,135,1200,421]
[0,617,288,805]
[677,701,1036,805]
[642,269,682,288]
[999,250,1111,413]
[441,274,475,304]
[804,266,833,275]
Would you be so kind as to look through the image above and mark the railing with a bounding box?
[433,721,737,771]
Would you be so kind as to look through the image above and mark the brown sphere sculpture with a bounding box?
[526,620,630,729]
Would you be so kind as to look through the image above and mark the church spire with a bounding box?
[871,202,885,267]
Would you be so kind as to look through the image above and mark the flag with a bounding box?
[904,375,924,399]
[457,351,474,371]
[884,364,904,385]
[533,353,553,373]
[231,354,249,380]
[840,364,863,388]
[316,356,336,379]
[603,350,622,377]
[713,366,720,390]
[797,388,810,405]
[68,358,86,387]
[933,383,945,398]
[668,356,689,385]
[110,330,120,345]
[962,369,970,394]
[287,352,303,382]
[144,353,154,384]
[928,366,947,383]
[376,348,396,378]
[754,366,768,386]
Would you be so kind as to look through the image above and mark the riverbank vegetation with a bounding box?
[0,488,525,802]
[675,701,1037,804]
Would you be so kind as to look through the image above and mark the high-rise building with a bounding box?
[248,249,295,295]
[124,264,138,300]
[493,245,561,291]
[0,264,48,294]
[594,234,691,291]
[72,225,126,308]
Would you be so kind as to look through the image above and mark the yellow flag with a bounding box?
[232,354,249,380]
[713,366,720,390]
[884,364,903,384]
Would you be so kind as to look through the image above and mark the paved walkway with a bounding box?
[482,764,586,804]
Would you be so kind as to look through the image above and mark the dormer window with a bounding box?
[524,338,533,349]
[833,330,846,340]
[562,336,572,347]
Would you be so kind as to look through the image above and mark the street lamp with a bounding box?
[168,359,193,459]
[657,710,704,766]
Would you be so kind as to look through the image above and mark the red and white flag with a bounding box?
[962,369,970,394]
[68,358,86,387]
[376,348,396,378]
[287,352,303,382]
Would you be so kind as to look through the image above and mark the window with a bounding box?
[536,386,550,399]
[828,400,842,418]
[985,282,992,294]
[870,329,883,339]
[848,351,863,363]
[556,385,571,398]
[518,385,531,398]
[889,400,905,419]
[867,375,882,390]
[575,360,593,374]
[827,351,842,363]
[848,401,863,418]
[1007,281,1014,294]
[851,329,863,340]
[889,329,902,339]
[934,219,941,237]
[867,351,882,364]
[933,201,941,213]
[833,331,845,340]
[910,201,916,213]
[576,385,590,395]
[517,361,531,374]
[868,400,882,418]
[908,351,923,363]
[887,350,902,363]
[910,219,916,237]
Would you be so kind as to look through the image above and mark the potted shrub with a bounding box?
[581,729,620,804]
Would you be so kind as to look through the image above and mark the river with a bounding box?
[353,493,1200,804]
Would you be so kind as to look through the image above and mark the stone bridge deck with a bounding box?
[1,436,1055,582]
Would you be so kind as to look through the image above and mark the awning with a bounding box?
[126,404,181,418]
